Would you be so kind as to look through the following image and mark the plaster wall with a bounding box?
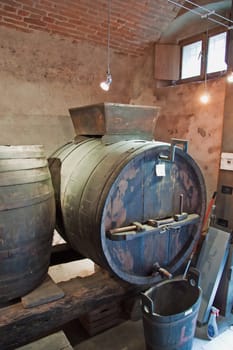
[0,27,227,204]
[154,78,226,203]
[0,27,154,156]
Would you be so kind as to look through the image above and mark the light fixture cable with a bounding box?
[204,28,208,90]
[200,24,210,104]
[100,0,112,91]
[106,0,111,75]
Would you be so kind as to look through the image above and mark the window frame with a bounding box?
[178,27,227,84]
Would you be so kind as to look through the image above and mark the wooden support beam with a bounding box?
[0,272,139,350]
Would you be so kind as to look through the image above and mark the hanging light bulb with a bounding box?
[200,79,210,104]
[200,91,210,104]
[100,72,112,91]
[100,0,112,91]
[200,77,210,104]
[227,70,233,83]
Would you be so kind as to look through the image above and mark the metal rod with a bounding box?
[167,0,232,29]
[179,194,184,214]
[205,16,229,29]
[182,253,193,279]
[185,0,233,24]
[168,0,203,17]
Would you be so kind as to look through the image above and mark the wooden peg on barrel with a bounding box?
[152,262,173,279]
[107,221,144,236]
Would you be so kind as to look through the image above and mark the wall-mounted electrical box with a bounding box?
[220,152,233,171]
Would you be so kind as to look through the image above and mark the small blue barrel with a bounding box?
[141,268,202,350]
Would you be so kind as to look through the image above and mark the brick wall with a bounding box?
[0,0,182,56]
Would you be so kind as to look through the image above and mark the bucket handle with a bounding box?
[170,138,188,162]
[141,291,154,314]
[186,267,200,287]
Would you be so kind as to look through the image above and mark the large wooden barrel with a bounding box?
[49,138,206,285]
[0,145,55,302]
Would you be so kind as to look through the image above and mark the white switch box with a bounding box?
[220,152,233,171]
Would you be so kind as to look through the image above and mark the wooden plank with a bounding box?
[21,275,65,308]
[69,103,160,140]
[16,331,73,350]
[0,272,138,350]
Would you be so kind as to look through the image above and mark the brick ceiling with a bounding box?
[0,0,185,56]
[0,1,230,56]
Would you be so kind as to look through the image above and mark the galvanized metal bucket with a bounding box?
[141,268,202,350]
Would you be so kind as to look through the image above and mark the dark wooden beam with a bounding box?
[0,272,139,350]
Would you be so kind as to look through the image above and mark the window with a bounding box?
[207,32,227,73]
[180,30,227,81]
[181,41,202,79]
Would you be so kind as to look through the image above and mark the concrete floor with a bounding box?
[63,318,233,350]
[73,320,145,350]
[17,318,233,350]
[51,245,233,350]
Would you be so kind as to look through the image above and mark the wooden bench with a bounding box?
[0,271,139,350]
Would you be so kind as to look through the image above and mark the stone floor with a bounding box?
[16,318,233,350]
[63,318,233,350]
[49,247,233,350]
